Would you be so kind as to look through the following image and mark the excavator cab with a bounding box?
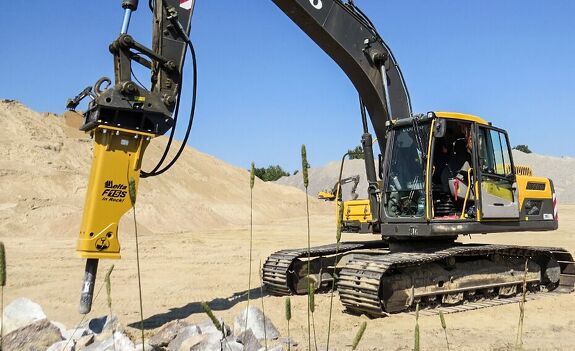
[379,111,557,237]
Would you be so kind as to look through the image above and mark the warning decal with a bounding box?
[180,0,193,10]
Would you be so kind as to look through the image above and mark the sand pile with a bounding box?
[276,151,575,204]
[0,100,329,238]
[512,150,575,204]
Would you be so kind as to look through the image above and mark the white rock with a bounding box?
[135,342,156,351]
[258,345,283,351]
[51,321,68,335]
[149,319,191,348]
[83,331,135,351]
[47,340,75,351]
[220,337,244,351]
[62,327,90,342]
[233,307,280,340]
[237,328,262,351]
[181,334,240,351]
[2,297,47,334]
[198,317,231,336]
[167,325,201,351]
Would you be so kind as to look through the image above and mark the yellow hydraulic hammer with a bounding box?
[69,0,195,314]
[78,125,151,314]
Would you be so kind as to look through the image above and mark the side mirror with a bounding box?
[434,119,446,138]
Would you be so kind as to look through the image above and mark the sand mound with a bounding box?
[512,150,575,204]
[0,100,328,238]
[276,151,575,204]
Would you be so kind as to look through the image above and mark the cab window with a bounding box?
[478,128,512,177]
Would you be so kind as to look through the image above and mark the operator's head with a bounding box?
[459,124,472,152]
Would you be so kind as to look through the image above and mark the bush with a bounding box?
[513,145,532,153]
[348,145,364,159]
[254,165,290,181]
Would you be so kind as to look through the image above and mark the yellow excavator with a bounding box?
[317,175,360,201]
[67,0,574,316]
[317,175,373,233]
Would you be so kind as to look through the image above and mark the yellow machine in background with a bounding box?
[317,175,360,201]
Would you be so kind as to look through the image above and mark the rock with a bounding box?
[75,334,95,349]
[135,342,158,351]
[47,340,75,351]
[3,318,63,351]
[177,334,207,351]
[198,317,231,337]
[220,337,244,351]
[51,321,68,335]
[237,328,262,351]
[166,325,201,351]
[148,319,191,348]
[178,334,241,351]
[233,307,280,340]
[62,327,90,342]
[83,331,135,351]
[2,297,47,334]
[278,337,298,348]
[85,314,118,334]
[258,345,283,351]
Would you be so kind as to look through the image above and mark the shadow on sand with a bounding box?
[128,286,268,330]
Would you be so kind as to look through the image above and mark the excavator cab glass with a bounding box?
[384,123,430,217]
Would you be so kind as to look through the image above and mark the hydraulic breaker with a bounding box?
[68,0,194,314]
[78,125,151,314]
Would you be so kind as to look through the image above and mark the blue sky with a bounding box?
[1,1,574,172]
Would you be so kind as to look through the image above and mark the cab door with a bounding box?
[476,126,519,219]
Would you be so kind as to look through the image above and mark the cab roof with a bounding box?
[434,111,489,125]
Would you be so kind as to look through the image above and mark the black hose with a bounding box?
[140,38,197,178]
[140,64,184,177]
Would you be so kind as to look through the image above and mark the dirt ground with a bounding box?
[2,203,574,350]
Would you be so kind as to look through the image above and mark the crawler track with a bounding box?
[262,241,388,295]
[338,245,575,317]
[262,242,575,317]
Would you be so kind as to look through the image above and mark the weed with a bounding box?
[351,321,367,350]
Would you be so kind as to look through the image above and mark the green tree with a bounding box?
[347,145,364,159]
[254,165,290,182]
[513,145,532,154]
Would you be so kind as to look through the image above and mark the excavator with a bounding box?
[317,175,373,234]
[67,0,574,317]
[317,175,360,201]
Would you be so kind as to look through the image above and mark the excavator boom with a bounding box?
[272,0,411,153]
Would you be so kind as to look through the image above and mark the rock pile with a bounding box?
[1,298,290,351]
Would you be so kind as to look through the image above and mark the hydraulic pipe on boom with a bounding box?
[359,97,380,229]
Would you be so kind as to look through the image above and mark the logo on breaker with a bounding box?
[179,0,194,10]
[309,0,322,10]
[101,181,127,202]
[95,237,110,251]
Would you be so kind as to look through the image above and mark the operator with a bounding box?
[437,124,472,195]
